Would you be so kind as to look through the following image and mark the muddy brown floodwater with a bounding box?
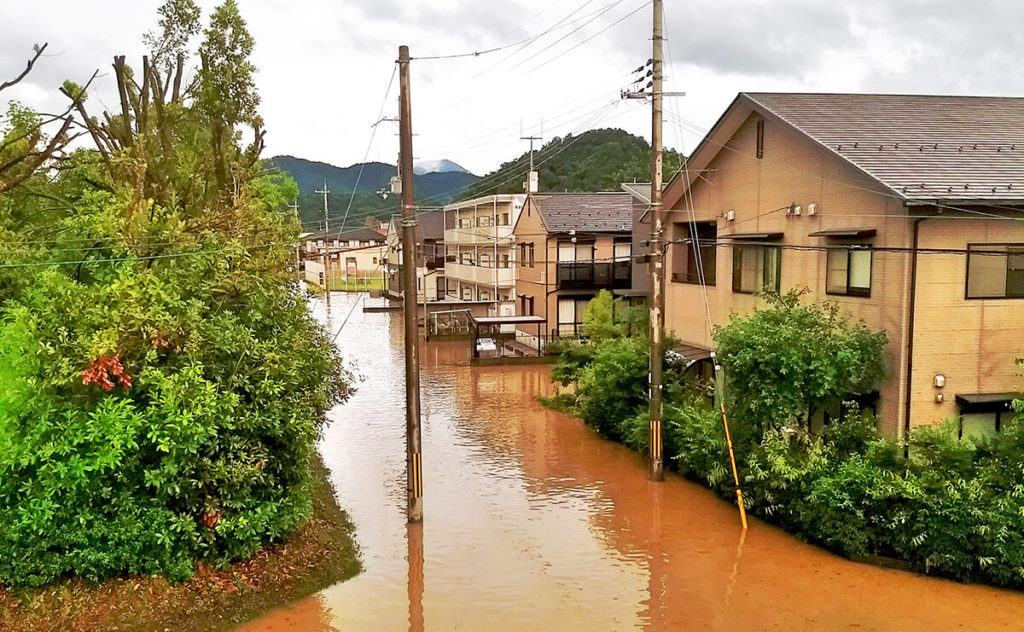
[239,293,1024,631]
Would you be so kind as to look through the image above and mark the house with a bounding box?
[382,211,446,302]
[442,194,525,315]
[660,92,1024,440]
[514,192,634,343]
[300,226,386,287]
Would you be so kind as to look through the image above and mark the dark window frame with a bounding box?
[755,120,765,159]
[965,242,1024,300]
[825,244,873,298]
[731,244,781,294]
[671,221,717,286]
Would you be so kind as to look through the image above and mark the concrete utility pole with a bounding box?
[398,45,424,523]
[647,0,666,482]
[315,180,333,300]
[316,179,330,233]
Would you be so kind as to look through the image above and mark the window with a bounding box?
[557,241,595,262]
[756,120,764,159]
[458,217,472,229]
[461,286,473,300]
[966,244,1024,298]
[672,222,717,285]
[460,251,474,266]
[479,289,490,301]
[557,297,591,337]
[476,215,493,227]
[519,242,535,267]
[826,246,872,296]
[520,295,535,316]
[497,212,510,226]
[479,252,492,268]
[732,244,780,294]
[498,253,510,268]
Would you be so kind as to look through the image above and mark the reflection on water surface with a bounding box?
[240,294,1024,631]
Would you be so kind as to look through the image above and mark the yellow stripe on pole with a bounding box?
[412,453,423,498]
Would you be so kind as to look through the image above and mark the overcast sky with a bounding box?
[3,0,1024,181]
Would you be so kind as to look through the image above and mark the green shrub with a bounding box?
[0,2,354,587]
[714,290,887,435]
[576,337,649,438]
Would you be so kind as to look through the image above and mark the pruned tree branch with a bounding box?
[0,43,48,93]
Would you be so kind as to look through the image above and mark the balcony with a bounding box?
[446,262,515,287]
[556,261,631,290]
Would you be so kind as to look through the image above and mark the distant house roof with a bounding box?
[303,226,386,243]
[666,92,1024,208]
[531,192,633,233]
[621,182,652,203]
[417,210,445,241]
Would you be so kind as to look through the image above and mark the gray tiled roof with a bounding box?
[745,93,1024,203]
[417,210,445,240]
[532,192,633,233]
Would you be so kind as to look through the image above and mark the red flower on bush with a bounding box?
[81,354,133,391]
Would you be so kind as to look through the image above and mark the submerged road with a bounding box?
[240,293,1024,631]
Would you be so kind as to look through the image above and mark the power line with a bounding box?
[524,1,653,74]
[413,0,598,62]
[340,64,398,234]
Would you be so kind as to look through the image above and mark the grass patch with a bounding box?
[0,455,361,632]
[537,392,579,416]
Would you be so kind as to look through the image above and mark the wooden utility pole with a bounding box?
[398,45,424,523]
[647,0,666,482]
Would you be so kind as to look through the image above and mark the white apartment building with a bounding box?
[443,194,525,311]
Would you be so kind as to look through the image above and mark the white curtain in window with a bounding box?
[849,250,871,290]
[968,245,1007,297]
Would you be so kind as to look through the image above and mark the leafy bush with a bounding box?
[714,290,887,434]
[576,337,649,438]
[0,1,353,587]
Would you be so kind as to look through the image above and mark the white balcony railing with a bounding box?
[446,262,515,287]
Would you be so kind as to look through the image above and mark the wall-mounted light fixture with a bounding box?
[933,374,946,388]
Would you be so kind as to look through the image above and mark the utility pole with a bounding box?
[647,0,666,481]
[520,133,542,171]
[316,179,330,233]
[315,180,333,301]
[621,1,680,478]
[398,45,424,523]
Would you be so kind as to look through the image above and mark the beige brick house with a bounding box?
[514,192,634,343]
[661,93,1024,439]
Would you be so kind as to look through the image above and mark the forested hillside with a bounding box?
[459,128,684,200]
[269,156,479,229]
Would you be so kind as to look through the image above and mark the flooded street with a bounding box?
[240,293,1024,631]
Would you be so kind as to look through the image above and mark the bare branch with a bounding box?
[0,43,48,93]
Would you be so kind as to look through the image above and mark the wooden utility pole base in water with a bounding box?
[398,44,424,522]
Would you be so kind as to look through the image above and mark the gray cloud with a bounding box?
[4,0,1024,175]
